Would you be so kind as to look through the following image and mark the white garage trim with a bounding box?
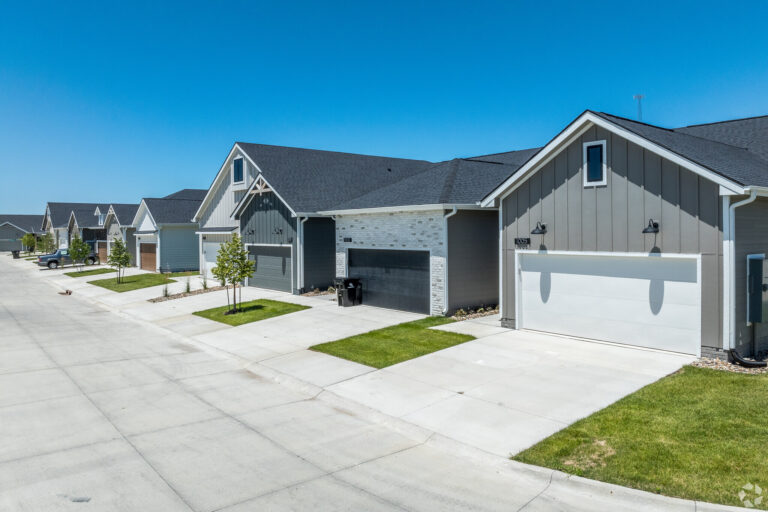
[514,250,702,356]
[244,243,294,292]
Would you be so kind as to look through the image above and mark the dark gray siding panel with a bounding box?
[447,210,499,312]
[501,130,723,350]
[240,192,298,293]
[302,217,335,292]
[159,226,199,272]
[248,245,292,292]
[0,224,25,251]
[734,198,768,355]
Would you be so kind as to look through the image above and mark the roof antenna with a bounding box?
[633,94,644,121]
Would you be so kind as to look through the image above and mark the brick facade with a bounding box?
[334,210,447,315]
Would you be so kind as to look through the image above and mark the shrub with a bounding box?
[328,286,336,293]
[185,277,191,293]
[455,308,467,317]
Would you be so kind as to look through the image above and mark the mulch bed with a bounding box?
[148,285,226,303]
[691,357,768,375]
[452,308,500,322]
[301,289,336,297]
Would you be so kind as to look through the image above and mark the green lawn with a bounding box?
[514,366,768,509]
[166,271,198,278]
[65,268,115,278]
[193,299,309,326]
[310,317,475,368]
[88,273,175,292]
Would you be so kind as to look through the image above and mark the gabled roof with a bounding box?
[70,204,110,228]
[675,115,768,162]
[0,214,44,233]
[322,156,532,212]
[138,189,207,225]
[44,202,101,229]
[466,147,542,166]
[107,203,140,226]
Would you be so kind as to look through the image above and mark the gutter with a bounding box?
[727,190,758,350]
[442,207,458,314]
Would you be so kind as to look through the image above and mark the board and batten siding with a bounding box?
[501,125,723,351]
[302,217,336,292]
[447,210,499,312]
[239,191,298,293]
[199,148,257,230]
[734,198,768,355]
[158,226,199,272]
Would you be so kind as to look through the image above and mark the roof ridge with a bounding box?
[438,159,461,203]
[236,141,432,164]
[679,114,768,129]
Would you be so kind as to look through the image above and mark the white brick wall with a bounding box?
[335,210,446,315]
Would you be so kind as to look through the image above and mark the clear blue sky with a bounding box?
[2,1,767,213]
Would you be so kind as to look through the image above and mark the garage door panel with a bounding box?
[248,246,291,292]
[348,249,429,314]
[202,242,222,279]
[518,252,700,355]
[139,243,157,271]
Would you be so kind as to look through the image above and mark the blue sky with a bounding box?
[1,1,767,213]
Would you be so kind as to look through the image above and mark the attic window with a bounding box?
[233,158,244,184]
[583,140,607,187]
[98,214,105,226]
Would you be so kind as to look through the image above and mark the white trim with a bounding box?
[722,196,732,348]
[443,207,458,313]
[0,221,32,233]
[320,204,488,216]
[513,249,702,357]
[231,156,245,186]
[727,191,758,349]
[195,231,236,235]
[582,140,607,187]
[345,246,434,315]
[481,111,745,207]
[243,242,294,292]
[231,173,297,219]
[298,217,309,290]
[130,200,159,230]
[498,200,504,318]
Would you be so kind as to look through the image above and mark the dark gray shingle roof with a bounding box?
[163,189,208,200]
[675,115,768,162]
[71,204,110,228]
[236,143,431,212]
[594,112,768,187]
[0,214,45,233]
[45,202,99,228]
[143,191,206,224]
[466,147,542,166]
[109,204,140,226]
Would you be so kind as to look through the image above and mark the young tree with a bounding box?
[21,233,36,253]
[229,234,254,312]
[69,234,90,271]
[40,233,55,254]
[107,237,131,283]
[211,241,233,311]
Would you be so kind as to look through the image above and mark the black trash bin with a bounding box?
[11,250,19,259]
[334,278,363,307]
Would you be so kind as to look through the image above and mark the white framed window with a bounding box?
[583,140,607,187]
[98,214,106,226]
[232,157,244,185]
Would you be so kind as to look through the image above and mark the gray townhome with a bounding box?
[103,203,139,265]
[67,204,109,257]
[42,202,102,249]
[196,142,429,293]
[0,214,44,251]
[131,189,206,272]
[320,150,538,315]
[482,110,768,359]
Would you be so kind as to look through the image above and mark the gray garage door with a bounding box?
[348,249,430,314]
[248,245,292,292]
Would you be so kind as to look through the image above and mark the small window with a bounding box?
[233,158,244,184]
[98,214,105,226]
[583,140,607,186]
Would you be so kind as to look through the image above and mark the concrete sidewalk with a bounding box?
[7,255,746,511]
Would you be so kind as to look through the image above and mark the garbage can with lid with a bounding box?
[11,250,20,259]
[334,278,363,307]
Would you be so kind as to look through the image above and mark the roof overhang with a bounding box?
[130,199,158,230]
[318,203,490,216]
[480,111,746,207]
[231,173,297,219]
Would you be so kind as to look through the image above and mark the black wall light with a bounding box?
[531,222,547,235]
[642,219,659,234]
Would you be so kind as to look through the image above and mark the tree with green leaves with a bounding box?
[211,234,255,313]
[69,234,91,271]
[21,233,36,253]
[211,240,233,311]
[39,232,55,254]
[107,237,131,283]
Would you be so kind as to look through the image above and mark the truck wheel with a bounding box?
[86,257,95,266]
[48,261,58,269]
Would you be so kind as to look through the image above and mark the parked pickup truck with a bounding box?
[37,249,99,269]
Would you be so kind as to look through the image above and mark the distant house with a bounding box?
[0,214,44,252]
[42,202,94,249]
[131,189,206,272]
[67,204,109,255]
[104,203,139,265]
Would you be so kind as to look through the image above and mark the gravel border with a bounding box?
[452,308,500,322]
[691,357,768,375]
[148,286,227,303]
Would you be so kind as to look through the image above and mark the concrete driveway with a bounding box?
[2,255,732,511]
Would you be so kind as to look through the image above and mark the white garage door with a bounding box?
[517,251,701,355]
[202,241,222,279]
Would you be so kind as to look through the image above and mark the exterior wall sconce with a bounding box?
[531,222,547,235]
[642,219,659,234]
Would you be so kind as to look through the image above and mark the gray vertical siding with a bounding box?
[501,125,723,350]
[734,198,768,355]
[0,224,25,251]
[447,210,499,312]
[158,226,199,272]
[239,191,298,293]
[302,217,335,292]
[125,227,137,266]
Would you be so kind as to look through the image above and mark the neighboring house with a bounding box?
[482,110,768,359]
[67,204,109,256]
[320,150,538,315]
[131,189,206,272]
[196,142,429,291]
[0,214,44,251]
[104,203,139,265]
[42,202,98,249]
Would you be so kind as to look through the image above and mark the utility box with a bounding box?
[746,254,768,324]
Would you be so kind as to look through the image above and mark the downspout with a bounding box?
[299,217,309,291]
[442,207,458,314]
[728,190,757,351]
